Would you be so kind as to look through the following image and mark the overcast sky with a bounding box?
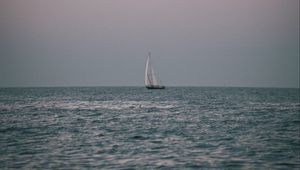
[0,0,299,88]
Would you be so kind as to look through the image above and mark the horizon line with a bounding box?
[0,85,299,89]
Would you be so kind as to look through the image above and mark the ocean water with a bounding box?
[0,87,299,169]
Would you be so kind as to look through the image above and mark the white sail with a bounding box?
[145,54,151,86]
[151,67,159,85]
[144,52,163,88]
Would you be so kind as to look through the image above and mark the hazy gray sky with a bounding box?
[0,0,299,87]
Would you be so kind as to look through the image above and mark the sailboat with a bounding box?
[145,52,165,89]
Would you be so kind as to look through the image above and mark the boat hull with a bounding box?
[146,85,165,89]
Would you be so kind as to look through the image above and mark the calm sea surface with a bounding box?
[0,87,299,169]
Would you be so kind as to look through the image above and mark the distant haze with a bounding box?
[0,0,299,88]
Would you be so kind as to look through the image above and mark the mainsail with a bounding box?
[145,52,165,89]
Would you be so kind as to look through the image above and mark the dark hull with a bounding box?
[146,85,165,89]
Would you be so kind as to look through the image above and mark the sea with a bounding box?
[0,87,299,169]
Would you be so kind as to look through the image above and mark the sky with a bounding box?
[0,0,299,88]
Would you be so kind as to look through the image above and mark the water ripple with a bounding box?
[0,87,299,169]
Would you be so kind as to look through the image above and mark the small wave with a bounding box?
[129,135,149,140]
[247,102,300,110]
[0,100,179,111]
